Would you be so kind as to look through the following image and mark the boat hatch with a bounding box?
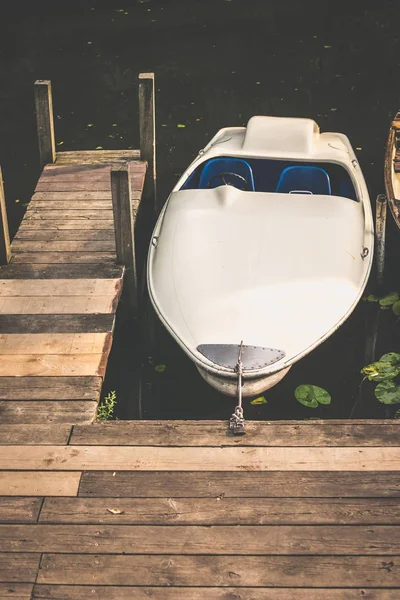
[197,344,285,371]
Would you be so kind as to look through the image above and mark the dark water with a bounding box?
[1,0,400,420]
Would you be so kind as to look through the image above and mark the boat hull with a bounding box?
[197,365,291,397]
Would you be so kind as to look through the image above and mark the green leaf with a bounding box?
[154,364,166,373]
[374,380,400,405]
[393,301,400,316]
[250,396,267,405]
[295,384,331,408]
[379,353,400,365]
[366,294,380,302]
[379,292,399,306]
[177,124,186,128]
[360,361,400,381]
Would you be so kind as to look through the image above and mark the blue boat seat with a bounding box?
[276,165,331,195]
[198,158,255,191]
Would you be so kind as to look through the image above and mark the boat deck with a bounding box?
[0,150,146,425]
[1,419,399,598]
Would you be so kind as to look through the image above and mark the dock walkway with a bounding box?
[0,151,146,425]
[0,419,399,598]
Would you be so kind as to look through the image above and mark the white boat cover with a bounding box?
[148,185,371,374]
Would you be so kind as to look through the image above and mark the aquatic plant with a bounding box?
[294,384,331,408]
[360,353,400,405]
[97,390,117,420]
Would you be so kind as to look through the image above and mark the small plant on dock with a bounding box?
[97,390,117,420]
[361,353,400,406]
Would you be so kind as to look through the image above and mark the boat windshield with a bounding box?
[180,156,358,201]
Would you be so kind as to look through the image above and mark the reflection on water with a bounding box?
[1,0,400,419]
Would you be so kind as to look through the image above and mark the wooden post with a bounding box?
[111,164,138,311]
[139,72,157,212]
[375,193,387,288]
[0,166,11,265]
[34,80,56,167]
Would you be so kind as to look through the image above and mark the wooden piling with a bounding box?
[34,80,56,167]
[111,164,138,311]
[0,166,11,265]
[375,193,387,288]
[139,73,157,212]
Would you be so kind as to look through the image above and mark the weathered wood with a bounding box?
[0,377,101,401]
[18,219,115,231]
[37,553,400,586]
[24,209,114,219]
[0,166,11,265]
[34,80,56,167]
[139,73,157,211]
[35,182,117,192]
[0,401,97,424]
[0,315,115,333]
[0,472,81,496]
[0,425,72,443]
[0,354,106,377]
[0,279,121,297]
[0,333,110,355]
[14,230,115,241]
[44,162,146,178]
[0,497,42,523]
[27,202,113,213]
[2,524,399,555]
[79,471,400,498]
[71,420,400,447]
[31,586,399,600]
[38,496,400,525]
[0,584,33,599]
[55,150,140,164]
[12,240,114,256]
[0,553,40,583]
[2,445,399,471]
[0,296,119,317]
[111,164,137,310]
[12,252,116,265]
[32,191,114,200]
[0,264,123,279]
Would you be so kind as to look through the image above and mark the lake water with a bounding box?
[1,0,400,420]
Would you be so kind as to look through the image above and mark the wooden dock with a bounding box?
[0,420,399,598]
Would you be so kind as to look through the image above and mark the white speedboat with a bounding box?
[147,116,373,425]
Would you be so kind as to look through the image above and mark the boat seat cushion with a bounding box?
[276,165,332,195]
[198,158,255,190]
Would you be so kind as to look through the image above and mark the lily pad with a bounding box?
[295,384,331,408]
[379,292,399,307]
[379,353,400,365]
[393,301,400,316]
[360,361,400,381]
[365,294,380,302]
[154,364,166,373]
[374,380,400,405]
[250,396,267,405]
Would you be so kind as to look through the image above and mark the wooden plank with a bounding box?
[24,209,114,219]
[18,219,115,231]
[2,446,400,471]
[0,377,101,400]
[139,73,157,211]
[35,182,137,192]
[0,315,115,333]
[38,496,400,525]
[0,473,80,496]
[12,240,114,254]
[32,191,114,200]
[36,554,400,586]
[27,201,113,211]
[55,150,141,164]
[0,279,121,297]
[2,524,399,555]
[0,553,40,583]
[0,333,110,355]
[0,498,42,523]
[0,401,97,424]
[0,166,11,265]
[79,471,400,498]
[12,252,115,264]
[111,164,137,310]
[44,161,145,177]
[0,584,33,599]
[0,298,118,316]
[31,586,400,600]
[34,180,144,193]
[0,425,72,443]
[70,420,400,447]
[0,354,106,377]
[14,229,115,241]
[0,264,123,279]
[34,80,55,167]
